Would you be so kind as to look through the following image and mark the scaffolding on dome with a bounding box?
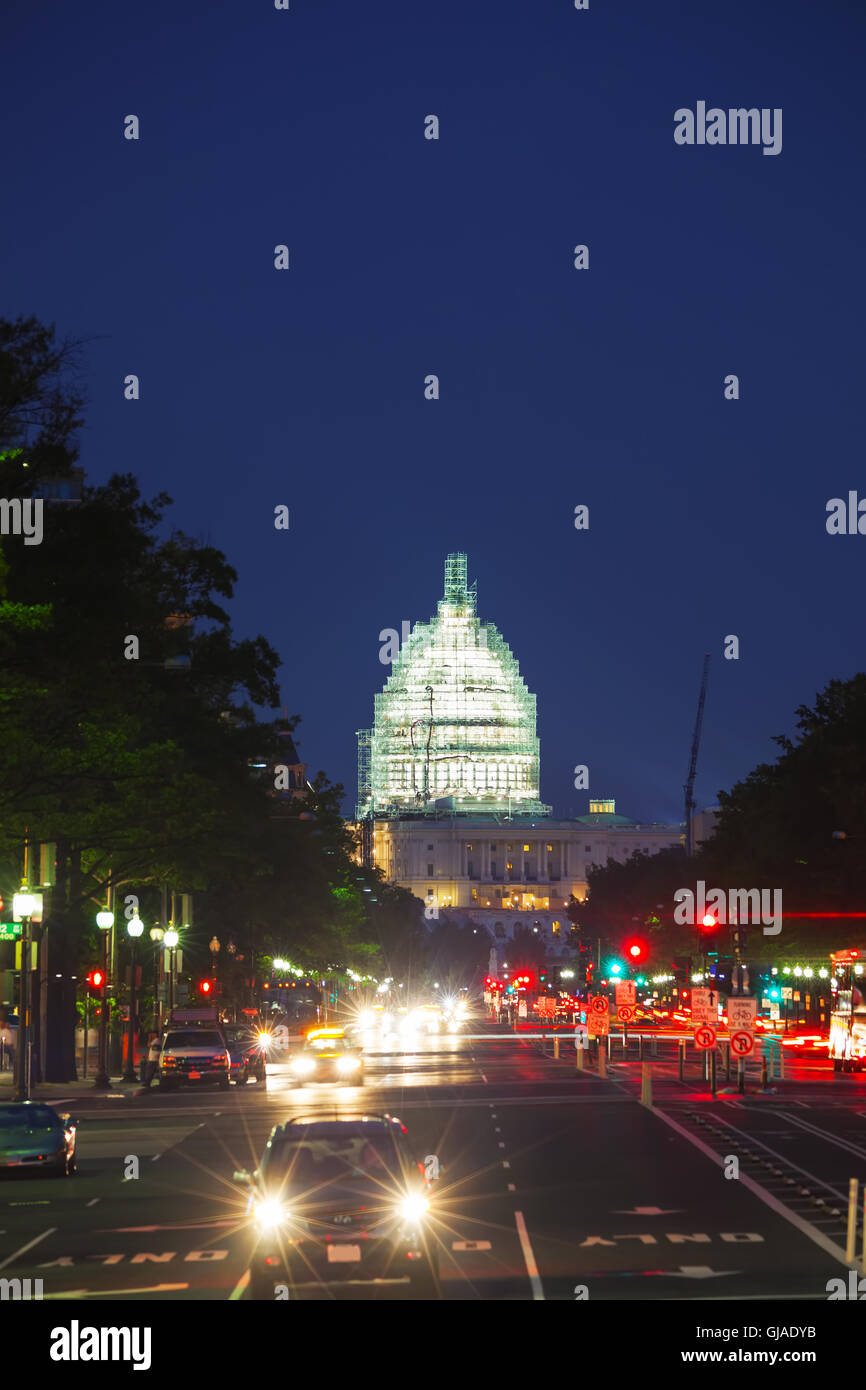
[356,553,550,820]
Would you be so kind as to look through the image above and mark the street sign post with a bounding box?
[690,987,719,1027]
[727,998,757,1033]
[730,1030,755,1057]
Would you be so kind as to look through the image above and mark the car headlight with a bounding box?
[336,1055,360,1074]
[399,1194,430,1222]
[291,1056,315,1074]
[257,1032,271,1049]
[255,1199,290,1230]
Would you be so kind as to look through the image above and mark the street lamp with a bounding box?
[123,914,144,1083]
[149,926,164,1033]
[164,928,179,1014]
[12,891,36,1102]
[94,909,114,1088]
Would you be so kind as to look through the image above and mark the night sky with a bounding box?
[5,0,864,825]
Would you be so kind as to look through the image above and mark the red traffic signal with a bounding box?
[87,968,105,991]
[198,979,213,995]
[625,940,646,961]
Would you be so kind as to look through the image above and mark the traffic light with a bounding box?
[624,939,646,963]
[198,978,213,996]
[87,968,105,992]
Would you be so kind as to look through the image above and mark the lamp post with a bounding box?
[12,891,36,1102]
[164,928,179,1014]
[149,926,164,1033]
[94,909,114,1088]
[123,914,144,1082]
[209,935,220,982]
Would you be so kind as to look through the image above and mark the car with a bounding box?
[234,1113,439,1298]
[157,1027,231,1091]
[0,1102,77,1176]
[221,1023,267,1086]
[288,1027,364,1086]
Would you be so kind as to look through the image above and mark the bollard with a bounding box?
[737,1057,745,1095]
[607,1034,612,1061]
[846,1178,859,1264]
[651,1034,658,1057]
[778,1044,785,1080]
[639,1034,644,1061]
[640,1062,652,1107]
[598,1045,607,1079]
[576,1044,585,1071]
[710,1048,717,1097]
[678,1039,685,1081]
[726,1044,732,1082]
[761,1054,768,1089]
[862,1188,866,1275]
[553,1037,560,1060]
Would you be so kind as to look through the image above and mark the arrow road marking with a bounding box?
[659,1266,741,1279]
[452,1240,492,1251]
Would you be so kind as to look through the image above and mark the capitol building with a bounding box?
[353,554,683,952]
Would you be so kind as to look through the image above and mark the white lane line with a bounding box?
[498,1142,505,1149]
[514,1211,544,1300]
[502,1160,510,1169]
[0,1226,56,1271]
[652,1107,851,1267]
[507,1183,516,1192]
[86,1198,100,1207]
[495,1127,501,1132]
[45,1283,189,1299]
[779,1110,866,1161]
[229,1268,250,1300]
[481,1074,489,1083]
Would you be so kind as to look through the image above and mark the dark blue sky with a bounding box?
[6,0,864,824]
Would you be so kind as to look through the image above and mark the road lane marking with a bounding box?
[514,1211,544,1300]
[86,1198,100,1207]
[0,1227,56,1271]
[498,1142,505,1149]
[452,1240,492,1251]
[778,1110,866,1160]
[45,1283,189,1299]
[501,1160,510,1168]
[229,1268,250,1300]
[480,1074,488,1083]
[653,1107,851,1266]
[507,1183,516,1192]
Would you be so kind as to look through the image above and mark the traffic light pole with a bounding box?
[93,930,111,1089]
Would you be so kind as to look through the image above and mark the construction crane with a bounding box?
[684,653,710,857]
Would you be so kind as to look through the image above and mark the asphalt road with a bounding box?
[2,1025,865,1302]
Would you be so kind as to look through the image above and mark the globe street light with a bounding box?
[12,891,37,1102]
[94,910,114,1088]
[123,914,144,1083]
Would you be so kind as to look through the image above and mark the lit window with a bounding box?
[547,844,553,852]
[523,844,530,852]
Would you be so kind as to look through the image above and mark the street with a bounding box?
[2,1024,863,1302]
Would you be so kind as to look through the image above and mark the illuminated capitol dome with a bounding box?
[357,553,549,819]
[354,553,681,946]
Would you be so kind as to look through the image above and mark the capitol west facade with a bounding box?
[353,554,682,954]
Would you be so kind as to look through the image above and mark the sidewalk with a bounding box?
[0,1067,145,1102]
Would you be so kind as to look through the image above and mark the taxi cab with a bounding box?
[288,1027,364,1086]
